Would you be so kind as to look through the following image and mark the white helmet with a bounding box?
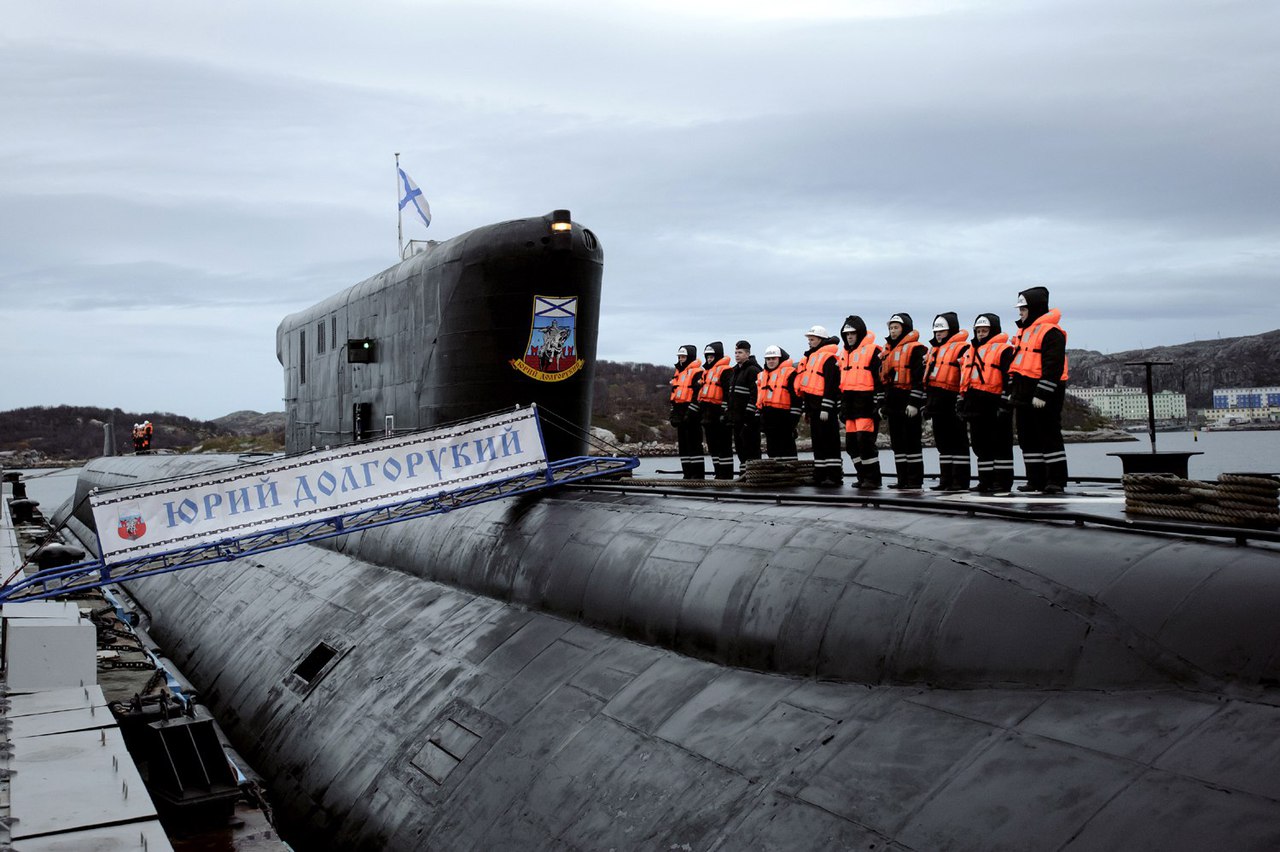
[974,315,992,329]
[805,325,828,338]
[932,316,949,332]
[1015,294,1028,308]
[764,345,782,359]
[888,314,905,326]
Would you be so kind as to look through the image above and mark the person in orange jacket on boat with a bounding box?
[879,313,927,489]
[669,344,706,479]
[1008,286,1069,494]
[958,313,1016,493]
[924,313,972,492]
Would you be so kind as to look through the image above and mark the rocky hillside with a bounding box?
[212,410,288,436]
[1068,330,1280,408]
[4,329,1274,461]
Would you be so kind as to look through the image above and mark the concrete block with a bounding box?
[5,617,96,692]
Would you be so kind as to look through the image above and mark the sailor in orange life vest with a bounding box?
[958,313,1015,494]
[1008,286,1069,494]
[837,316,884,489]
[755,345,801,462]
[797,325,843,486]
[879,313,927,489]
[924,313,973,492]
[697,341,736,480]
[727,341,762,470]
[668,344,706,479]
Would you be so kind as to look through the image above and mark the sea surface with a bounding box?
[634,429,1278,481]
[7,430,1277,511]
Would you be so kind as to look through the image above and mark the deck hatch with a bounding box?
[293,642,338,683]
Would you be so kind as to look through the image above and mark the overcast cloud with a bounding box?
[2,0,1276,420]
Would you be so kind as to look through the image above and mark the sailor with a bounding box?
[1008,286,1069,494]
[697,341,735,479]
[924,313,972,491]
[958,313,1015,493]
[756,345,801,462]
[879,313,927,489]
[797,325,842,486]
[141,420,153,451]
[727,340,762,470]
[836,315,884,489]
[131,422,144,453]
[668,344,706,479]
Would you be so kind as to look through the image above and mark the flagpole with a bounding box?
[395,152,403,260]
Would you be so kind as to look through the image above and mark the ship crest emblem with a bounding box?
[511,295,584,382]
[116,509,147,541]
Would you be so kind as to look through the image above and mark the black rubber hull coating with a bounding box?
[276,213,602,460]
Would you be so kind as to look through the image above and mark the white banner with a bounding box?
[91,408,547,566]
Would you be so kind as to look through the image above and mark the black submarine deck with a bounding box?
[574,469,1280,548]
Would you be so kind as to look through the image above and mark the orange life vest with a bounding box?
[961,333,1011,395]
[926,330,970,393]
[837,333,881,392]
[757,361,796,410]
[1009,309,1070,381]
[697,357,731,404]
[796,344,838,397]
[879,330,923,389]
[670,361,703,404]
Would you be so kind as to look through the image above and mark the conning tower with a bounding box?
[277,210,601,459]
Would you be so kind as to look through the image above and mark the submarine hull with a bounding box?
[64,460,1280,850]
[55,207,1280,848]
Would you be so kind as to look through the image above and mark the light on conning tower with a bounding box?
[550,209,572,232]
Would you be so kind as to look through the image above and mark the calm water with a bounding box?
[636,429,1279,481]
[7,431,1277,508]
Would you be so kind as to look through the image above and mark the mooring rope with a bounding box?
[1123,472,1280,529]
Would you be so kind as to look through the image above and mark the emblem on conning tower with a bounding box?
[511,295,584,382]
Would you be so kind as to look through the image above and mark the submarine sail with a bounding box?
[277,210,601,460]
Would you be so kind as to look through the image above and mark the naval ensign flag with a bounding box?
[398,168,432,230]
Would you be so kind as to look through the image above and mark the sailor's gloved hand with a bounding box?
[905,405,919,419]
[1032,397,1047,410]
[877,407,887,419]
[955,397,966,418]
[819,410,829,423]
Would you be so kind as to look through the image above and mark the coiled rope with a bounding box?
[1123,473,1280,529]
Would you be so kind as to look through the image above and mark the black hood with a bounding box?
[840,315,868,350]
[676,344,697,369]
[930,312,960,346]
[974,312,1003,337]
[703,340,725,366]
[1017,286,1050,327]
[887,312,914,339]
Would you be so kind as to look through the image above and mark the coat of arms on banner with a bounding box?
[511,295,584,382]
[117,506,147,541]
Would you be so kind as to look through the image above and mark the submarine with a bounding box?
[53,211,1280,850]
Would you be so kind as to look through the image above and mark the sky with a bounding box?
[2,0,1277,420]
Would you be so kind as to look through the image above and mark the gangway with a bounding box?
[2,408,637,604]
